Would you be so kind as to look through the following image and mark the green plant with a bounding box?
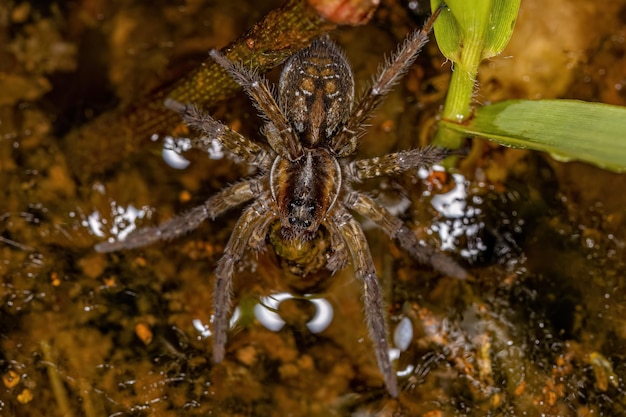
[431,0,626,173]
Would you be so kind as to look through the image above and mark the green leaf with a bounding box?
[431,0,520,62]
[431,0,521,149]
[439,99,626,173]
[430,0,463,62]
[484,0,521,59]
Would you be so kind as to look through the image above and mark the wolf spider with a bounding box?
[96,9,466,397]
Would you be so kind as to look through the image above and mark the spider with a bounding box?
[95,9,466,397]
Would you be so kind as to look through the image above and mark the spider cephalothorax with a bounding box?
[96,9,466,397]
[270,147,342,240]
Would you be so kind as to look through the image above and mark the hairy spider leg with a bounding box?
[325,219,350,273]
[329,208,398,397]
[329,8,442,156]
[344,191,468,280]
[94,178,265,253]
[209,50,304,161]
[349,146,450,181]
[212,196,277,362]
[165,100,273,169]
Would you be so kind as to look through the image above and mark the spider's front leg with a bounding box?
[324,218,351,273]
[330,208,398,397]
[344,191,467,279]
[95,178,265,252]
[212,195,277,363]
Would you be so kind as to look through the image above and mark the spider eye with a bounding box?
[288,216,312,228]
[286,198,317,230]
[289,199,303,211]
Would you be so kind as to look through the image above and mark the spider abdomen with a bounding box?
[279,37,355,148]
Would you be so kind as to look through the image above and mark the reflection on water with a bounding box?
[254,293,334,334]
[160,133,226,170]
[392,316,413,352]
[161,136,192,169]
[390,316,415,377]
[192,317,212,339]
[429,170,487,260]
[86,201,151,243]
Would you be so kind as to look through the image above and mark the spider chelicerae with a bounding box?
[96,9,466,397]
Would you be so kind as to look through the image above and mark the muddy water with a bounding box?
[1,0,625,416]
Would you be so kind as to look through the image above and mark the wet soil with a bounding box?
[1,0,625,416]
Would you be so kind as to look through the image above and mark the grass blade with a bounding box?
[439,99,626,173]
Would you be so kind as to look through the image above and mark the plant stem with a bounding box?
[436,38,482,149]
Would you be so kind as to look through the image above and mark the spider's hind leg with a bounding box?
[348,146,450,181]
[164,99,272,169]
[329,8,442,156]
[207,50,303,161]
